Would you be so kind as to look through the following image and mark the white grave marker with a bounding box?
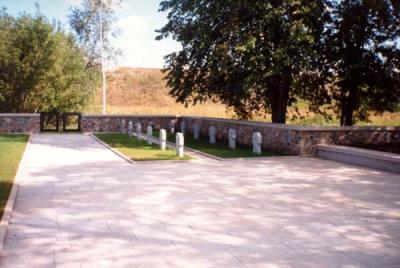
[127,121,133,137]
[228,128,237,149]
[160,129,167,150]
[180,121,186,135]
[176,132,184,157]
[193,124,200,139]
[169,120,175,134]
[209,126,216,144]
[146,125,153,145]
[121,119,126,133]
[252,132,262,154]
[136,123,142,140]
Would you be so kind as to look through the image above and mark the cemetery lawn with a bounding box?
[152,130,279,158]
[95,134,192,161]
[0,134,29,220]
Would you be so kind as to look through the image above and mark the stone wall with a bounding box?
[180,116,400,155]
[81,115,177,133]
[0,114,40,133]
[1,113,398,156]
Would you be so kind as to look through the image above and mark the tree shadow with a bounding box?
[2,138,400,267]
[0,181,13,220]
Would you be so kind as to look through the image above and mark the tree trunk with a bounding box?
[340,86,356,126]
[269,72,290,124]
[340,106,354,126]
[99,8,107,115]
[271,95,288,123]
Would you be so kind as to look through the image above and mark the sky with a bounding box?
[1,0,181,69]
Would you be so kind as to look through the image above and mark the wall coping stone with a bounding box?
[317,144,400,163]
[82,114,178,118]
[181,116,400,132]
[0,113,39,117]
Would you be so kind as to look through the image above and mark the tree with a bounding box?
[157,0,331,123]
[326,0,400,126]
[0,8,97,113]
[68,0,120,115]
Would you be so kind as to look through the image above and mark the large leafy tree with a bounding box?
[0,8,97,113]
[157,0,331,123]
[69,0,121,115]
[326,0,400,126]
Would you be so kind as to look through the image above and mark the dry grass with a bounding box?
[86,67,234,117]
[85,67,400,126]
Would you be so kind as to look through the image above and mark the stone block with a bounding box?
[193,124,200,139]
[146,125,153,145]
[209,126,216,144]
[176,132,184,157]
[252,132,262,154]
[136,123,142,140]
[127,121,133,137]
[228,128,236,149]
[160,129,167,150]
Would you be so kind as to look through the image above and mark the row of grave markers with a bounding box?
[123,120,263,156]
[125,121,184,157]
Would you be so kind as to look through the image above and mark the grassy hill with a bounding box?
[86,67,232,117]
[86,67,399,126]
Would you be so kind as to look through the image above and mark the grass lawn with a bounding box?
[95,133,192,161]
[153,130,280,158]
[0,134,29,220]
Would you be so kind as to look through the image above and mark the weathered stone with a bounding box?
[160,129,167,150]
[2,114,399,156]
[0,114,40,133]
[228,128,237,149]
[169,120,175,134]
[127,121,133,137]
[193,124,200,139]
[136,123,142,140]
[252,132,262,154]
[176,132,184,157]
[120,119,126,133]
[209,126,216,144]
[180,121,186,135]
[146,125,153,145]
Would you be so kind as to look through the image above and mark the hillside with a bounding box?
[86,67,232,117]
[104,67,173,107]
[86,67,399,126]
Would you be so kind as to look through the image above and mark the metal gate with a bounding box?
[40,112,81,133]
[62,112,81,132]
[40,112,60,132]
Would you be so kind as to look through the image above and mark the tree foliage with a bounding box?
[157,0,331,123]
[68,0,120,67]
[0,8,98,113]
[158,0,400,125]
[68,0,121,115]
[326,0,400,125]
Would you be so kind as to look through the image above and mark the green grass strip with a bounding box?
[0,134,29,220]
[153,130,280,158]
[95,133,192,161]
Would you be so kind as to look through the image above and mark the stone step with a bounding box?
[316,144,400,174]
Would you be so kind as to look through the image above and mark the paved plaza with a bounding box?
[1,134,399,268]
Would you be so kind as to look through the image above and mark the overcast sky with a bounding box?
[1,0,181,69]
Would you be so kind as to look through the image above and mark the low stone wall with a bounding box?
[180,116,400,156]
[81,115,177,133]
[1,113,398,156]
[0,114,40,133]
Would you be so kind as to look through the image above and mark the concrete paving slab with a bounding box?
[1,133,399,268]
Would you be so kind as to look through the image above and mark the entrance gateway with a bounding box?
[40,112,81,133]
